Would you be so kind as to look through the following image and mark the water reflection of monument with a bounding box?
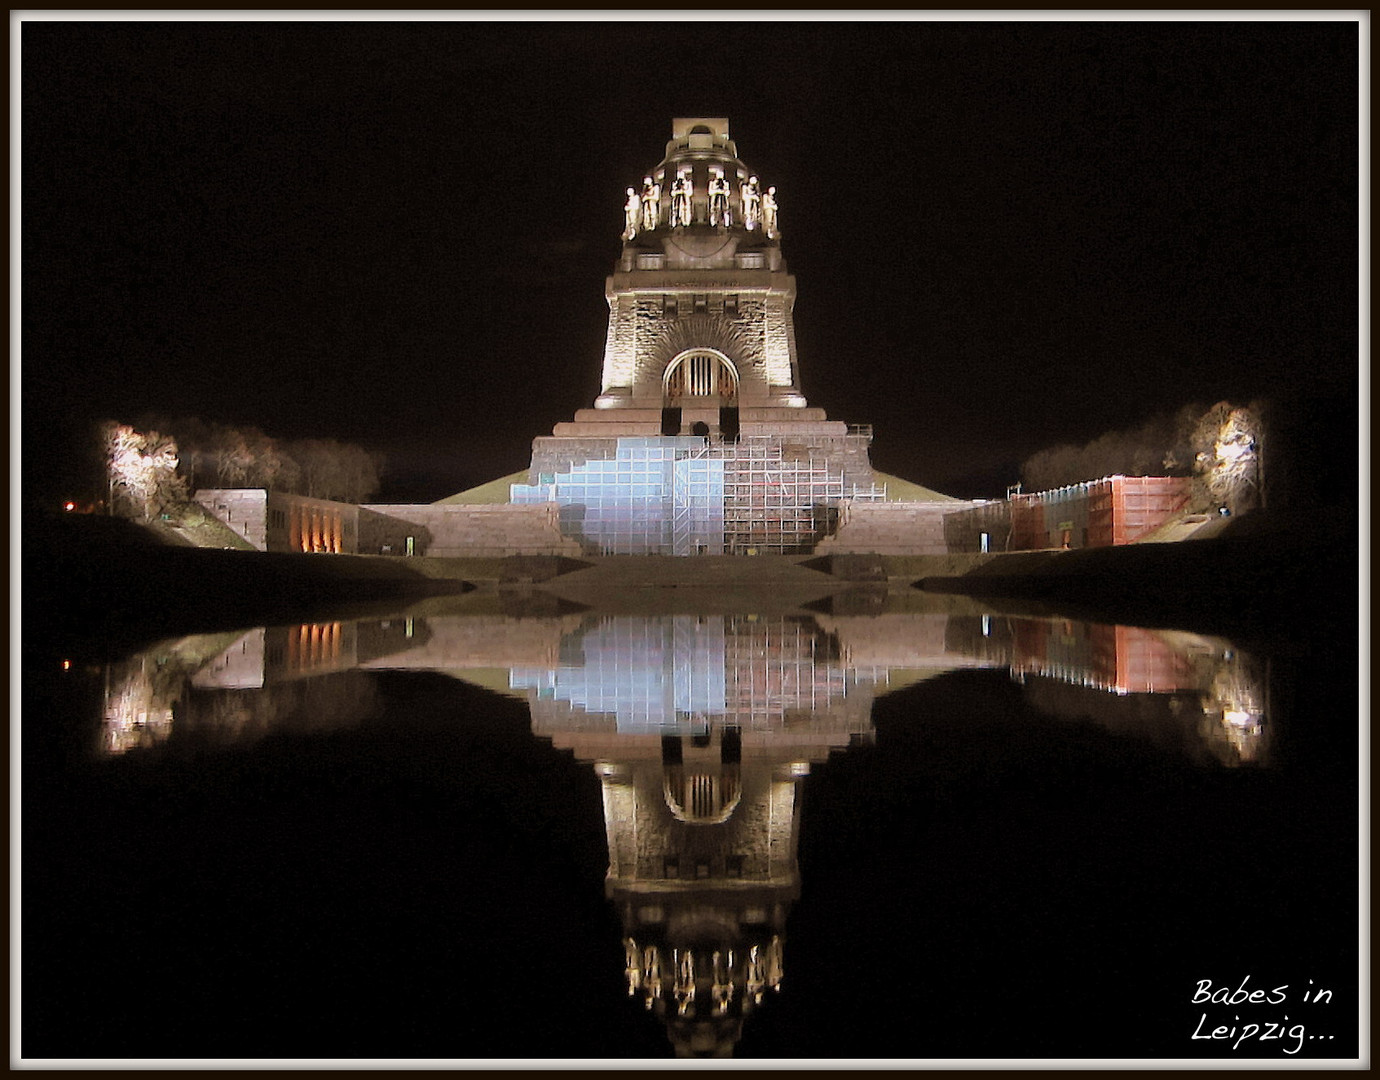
[514,615,876,1056]
[100,608,1272,1054]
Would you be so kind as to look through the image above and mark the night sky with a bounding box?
[21,17,1361,507]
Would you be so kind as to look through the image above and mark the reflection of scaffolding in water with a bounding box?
[511,615,861,733]
[510,436,884,556]
[723,615,850,729]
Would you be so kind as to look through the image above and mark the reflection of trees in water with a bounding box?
[102,655,178,754]
[176,670,379,745]
[100,631,251,753]
[102,658,380,754]
[1198,652,1270,764]
[939,614,1270,766]
[1020,646,1270,766]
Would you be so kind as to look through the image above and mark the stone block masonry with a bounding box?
[815,500,982,556]
[195,489,360,554]
[358,503,583,558]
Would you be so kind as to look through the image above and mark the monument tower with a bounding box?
[592,117,809,424]
[512,119,889,555]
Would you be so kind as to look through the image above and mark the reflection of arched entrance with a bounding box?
[664,349,739,404]
[663,766,742,825]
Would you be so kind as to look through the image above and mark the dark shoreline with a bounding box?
[24,508,1357,661]
[915,517,1357,652]
[23,514,473,660]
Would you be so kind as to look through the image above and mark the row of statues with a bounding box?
[623,939,784,1014]
[624,169,778,240]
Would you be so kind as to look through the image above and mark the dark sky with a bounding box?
[21,17,1361,505]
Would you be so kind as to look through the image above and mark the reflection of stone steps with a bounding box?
[538,555,846,614]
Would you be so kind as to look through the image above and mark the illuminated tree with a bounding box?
[1020,411,1194,491]
[1019,400,1266,514]
[1191,401,1264,514]
[102,421,187,521]
[121,417,381,504]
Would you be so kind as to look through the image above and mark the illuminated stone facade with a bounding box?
[595,119,802,409]
[194,489,359,554]
[517,119,895,555]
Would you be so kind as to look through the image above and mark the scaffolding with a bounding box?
[709,437,878,554]
[511,436,885,556]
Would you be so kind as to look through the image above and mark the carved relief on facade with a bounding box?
[760,295,795,386]
[636,313,765,399]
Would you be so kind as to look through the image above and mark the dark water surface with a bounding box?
[22,600,1360,1062]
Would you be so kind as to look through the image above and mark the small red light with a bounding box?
[64,501,76,512]
[62,660,72,671]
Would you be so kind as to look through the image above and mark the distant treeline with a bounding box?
[99,417,384,520]
[1019,400,1267,513]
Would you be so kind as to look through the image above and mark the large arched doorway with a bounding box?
[663,348,739,404]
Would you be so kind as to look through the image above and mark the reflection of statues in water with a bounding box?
[761,186,778,238]
[708,167,731,227]
[740,176,760,231]
[602,742,800,1058]
[671,169,694,227]
[641,176,661,231]
[623,187,642,240]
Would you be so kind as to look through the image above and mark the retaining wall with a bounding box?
[357,503,584,558]
[814,500,980,556]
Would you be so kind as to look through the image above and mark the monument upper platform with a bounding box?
[670,117,732,140]
[620,118,780,249]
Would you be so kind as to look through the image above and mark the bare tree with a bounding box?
[291,439,347,501]
[209,425,254,488]
[244,428,299,491]
[338,442,382,503]
[286,438,382,502]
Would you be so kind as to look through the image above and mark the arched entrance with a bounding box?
[663,348,739,405]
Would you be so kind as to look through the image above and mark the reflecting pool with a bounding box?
[22,599,1358,1062]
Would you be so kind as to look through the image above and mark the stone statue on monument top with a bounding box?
[708,167,731,227]
[623,188,642,240]
[671,170,694,227]
[741,175,760,231]
[762,186,778,238]
[641,176,660,231]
